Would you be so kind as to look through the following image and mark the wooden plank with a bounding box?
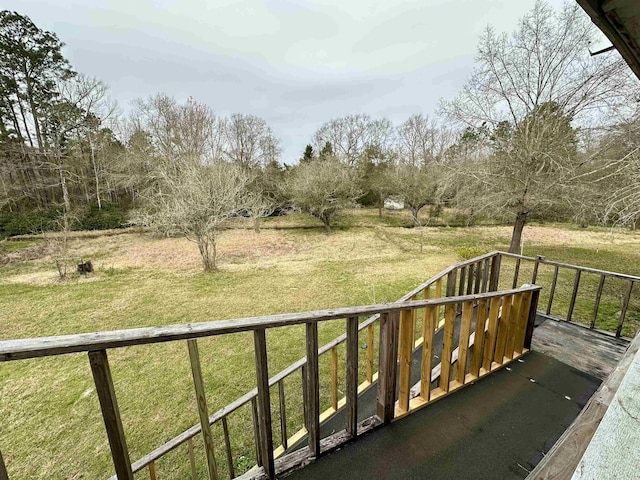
[330,347,338,410]
[470,299,488,377]
[488,254,501,291]
[505,294,522,360]
[514,291,533,355]
[458,266,467,296]
[456,301,474,384]
[376,311,399,424]
[590,275,606,329]
[188,438,197,480]
[482,296,502,371]
[546,265,559,315]
[481,258,490,292]
[512,257,521,289]
[616,280,634,337]
[523,289,540,350]
[397,310,414,413]
[420,306,436,401]
[187,340,220,480]
[305,322,320,457]
[88,350,134,480]
[221,416,235,479]
[474,261,482,294]
[278,380,287,451]
[435,278,442,326]
[253,329,274,479]
[466,263,474,295]
[0,449,7,480]
[532,255,544,283]
[526,333,640,480]
[439,303,457,392]
[345,316,359,438]
[494,296,512,364]
[366,324,374,383]
[300,367,308,431]
[148,462,157,480]
[251,398,262,467]
[567,270,582,322]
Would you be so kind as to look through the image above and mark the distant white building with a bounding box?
[384,198,404,210]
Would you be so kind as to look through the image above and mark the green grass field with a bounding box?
[1,208,638,479]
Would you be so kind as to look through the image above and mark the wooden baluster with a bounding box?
[470,299,488,378]
[253,329,274,479]
[346,316,359,437]
[278,380,288,451]
[456,301,474,385]
[488,254,501,291]
[376,311,399,424]
[617,281,634,338]
[397,309,414,413]
[458,267,467,296]
[367,324,374,383]
[514,291,533,355]
[88,349,134,480]
[0,449,7,480]
[331,347,338,411]
[532,255,544,284]
[567,270,582,322]
[482,297,502,371]
[512,258,521,289]
[148,462,157,480]
[481,258,490,292]
[524,289,541,350]
[474,261,482,294]
[186,340,219,480]
[221,417,235,479]
[435,278,443,328]
[439,303,456,393]
[493,296,512,365]
[420,306,436,401]
[505,294,522,360]
[590,275,606,329]
[435,277,442,298]
[300,367,308,430]
[466,263,474,295]
[188,438,197,480]
[547,265,559,315]
[251,398,262,467]
[305,323,320,457]
[446,269,457,297]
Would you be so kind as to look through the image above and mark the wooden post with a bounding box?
[515,290,534,354]
[494,296,512,364]
[474,261,482,294]
[470,299,488,377]
[188,438,197,480]
[482,297,502,371]
[187,340,219,480]
[88,349,134,480]
[446,269,458,297]
[397,309,414,413]
[301,366,308,431]
[331,347,338,411]
[512,258,521,289]
[0,449,8,480]
[466,263,474,295]
[278,380,288,450]
[567,270,582,322]
[420,306,436,401]
[439,304,456,393]
[532,255,544,283]
[148,462,157,480]
[488,254,501,291]
[547,265,559,315]
[435,278,443,326]
[616,280,634,338]
[481,258,490,292]
[590,275,606,329]
[254,329,274,479]
[524,289,540,350]
[456,302,474,384]
[376,311,399,424]
[345,316,359,438]
[251,398,262,467]
[305,322,320,457]
[366,324,374,383]
[458,266,467,297]
[505,294,522,360]
[221,416,235,479]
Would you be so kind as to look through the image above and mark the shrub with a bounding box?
[78,203,125,231]
[0,208,62,238]
[456,245,485,261]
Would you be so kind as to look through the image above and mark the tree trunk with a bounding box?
[410,207,420,227]
[322,216,332,234]
[197,235,218,272]
[509,212,528,254]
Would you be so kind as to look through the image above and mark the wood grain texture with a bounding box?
[330,347,338,411]
[345,316,359,437]
[483,297,502,371]
[376,311,399,424]
[590,275,606,329]
[148,462,157,480]
[439,304,456,393]
[494,296,512,364]
[305,323,320,457]
[253,329,274,479]
[366,324,374,383]
[188,439,197,480]
[278,380,288,451]
[567,270,581,322]
[470,299,488,377]
[420,306,436,401]
[616,280,634,337]
[397,310,414,412]
[547,265,559,315]
[221,416,235,479]
[456,302,474,384]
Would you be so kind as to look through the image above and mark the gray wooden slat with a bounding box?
[489,254,501,291]
[524,289,540,350]
[187,340,219,480]
[221,416,235,479]
[188,439,197,480]
[616,280,634,337]
[590,275,606,329]
[253,329,274,479]
[301,366,308,430]
[345,316,359,438]
[481,258,490,292]
[446,269,458,297]
[0,449,8,480]
[305,322,320,457]
[474,260,482,294]
[278,380,288,450]
[532,255,544,283]
[567,270,582,322]
[466,263,474,295]
[458,266,467,296]
[88,349,134,480]
[547,265,560,315]
[250,398,262,467]
[376,311,399,424]
[512,257,521,289]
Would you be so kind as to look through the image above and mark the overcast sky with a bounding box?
[9,0,574,163]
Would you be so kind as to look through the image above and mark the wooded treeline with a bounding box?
[1,2,639,269]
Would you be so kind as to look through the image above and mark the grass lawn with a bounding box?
[0,208,638,479]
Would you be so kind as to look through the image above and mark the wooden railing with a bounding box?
[0,252,543,480]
